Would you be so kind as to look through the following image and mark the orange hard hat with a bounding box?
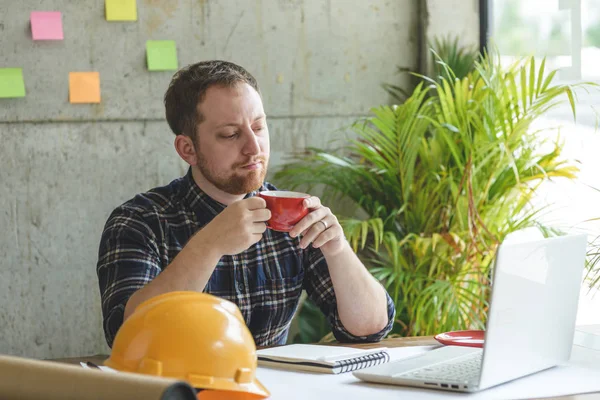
[105,292,269,399]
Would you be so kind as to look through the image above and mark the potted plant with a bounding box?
[277,48,593,341]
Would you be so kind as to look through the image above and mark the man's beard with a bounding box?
[196,152,268,195]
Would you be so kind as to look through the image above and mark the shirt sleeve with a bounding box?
[96,207,162,348]
[302,246,396,343]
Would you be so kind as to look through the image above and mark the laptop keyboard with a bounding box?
[398,352,483,383]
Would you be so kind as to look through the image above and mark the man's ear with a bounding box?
[174,134,198,166]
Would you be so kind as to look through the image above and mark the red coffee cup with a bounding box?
[258,190,310,232]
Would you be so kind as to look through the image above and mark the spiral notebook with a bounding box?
[257,344,390,374]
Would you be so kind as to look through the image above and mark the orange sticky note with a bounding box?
[69,72,101,103]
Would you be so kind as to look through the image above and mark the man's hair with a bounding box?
[164,60,260,138]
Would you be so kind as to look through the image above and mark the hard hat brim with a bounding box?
[197,383,270,399]
[105,357,270,399]
[191,377,270,399]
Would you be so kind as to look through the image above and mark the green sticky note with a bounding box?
[0,68,26,98]
[105,0,137,21]
[146,40,178,71]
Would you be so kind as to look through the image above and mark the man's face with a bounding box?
[192,83,270,195]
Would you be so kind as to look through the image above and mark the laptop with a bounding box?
[354,234,588,393]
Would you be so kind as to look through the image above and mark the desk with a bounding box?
[53,329,600,400]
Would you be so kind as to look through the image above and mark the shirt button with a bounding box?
[236,282,244,292]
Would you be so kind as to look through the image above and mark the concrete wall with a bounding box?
[426,0,480,48]
[0,0,479,359]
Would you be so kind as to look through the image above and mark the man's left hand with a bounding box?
[289,196,347,257]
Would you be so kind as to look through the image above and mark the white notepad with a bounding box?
[257,344,390,374]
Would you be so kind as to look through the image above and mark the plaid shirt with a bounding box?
[97,168,395,347]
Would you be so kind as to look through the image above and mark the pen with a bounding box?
[86,361,101,369]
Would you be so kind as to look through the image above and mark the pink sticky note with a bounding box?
[30,11,64,40]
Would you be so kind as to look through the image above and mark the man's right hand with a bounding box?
[196,197,271,256]
[124,198,270,322]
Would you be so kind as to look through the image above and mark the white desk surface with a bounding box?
[257,333,600,400]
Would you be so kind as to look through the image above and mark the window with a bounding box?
[491,0,600,324]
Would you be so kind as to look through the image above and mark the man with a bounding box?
[97,60,395,348]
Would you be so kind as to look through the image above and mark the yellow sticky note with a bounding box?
[105,0,137,21]
[69,72,101,104]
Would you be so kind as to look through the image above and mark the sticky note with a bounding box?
[69,72,101,103]
[105,0,137,21]
[30,11,63,40]
[146,40,178,71]
[0,68,26,98]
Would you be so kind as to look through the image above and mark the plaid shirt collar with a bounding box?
[181,167,267,217]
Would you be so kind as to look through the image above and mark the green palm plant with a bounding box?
[430,36,480,83]
[583,204,600,292]
[586,241,600,290]
[279,49,592,339]
[383,36,481,103]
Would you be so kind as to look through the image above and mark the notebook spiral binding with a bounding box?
[335,351,391,374]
